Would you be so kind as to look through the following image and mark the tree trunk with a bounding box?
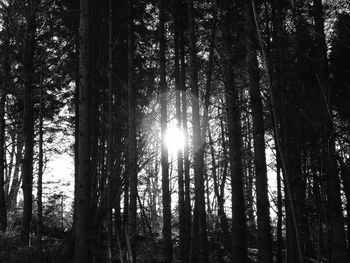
[244,2,272,262]
[209,126,229,250]
[21,0,40,245]
[107,0,114,261]
[74,0,91,261]
[180,24,192,263]
[37,64,44,262]
[127,0,138,261]
[220,1,247,262]
[0,3,11,231]
[174,4,185,261]
[313,1,347,262]
[252,0,304,261]
[159,0,173,262]
[0,92,6,232]
[187,0,209,262]
[7,132,24,209]
[276,149,283,263]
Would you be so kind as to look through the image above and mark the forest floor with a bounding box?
[0,230,259,262]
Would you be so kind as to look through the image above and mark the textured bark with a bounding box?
[159,0,173,262]
[244,2,272,262]
[21,0,40,245]
[74,0,91,261]
[220,1,247,262]
[187,0,209,262]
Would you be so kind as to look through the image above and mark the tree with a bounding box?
[0,91,6,232]
[21,0,41,246]
[74,0,91,261]
[159,0,172,262]
[313,0,347,261]
[220,0,247,262]
[127,0,138,261]
[243,2,272,262]
[187,0,209,262]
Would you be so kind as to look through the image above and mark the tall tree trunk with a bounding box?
[173,4,185,261]
[209,126,229,250]
[187,0,208,262]
[180,23,191,262]
[7,132,24,209]
[159,0,173,262]
[127,0,138,261]
[313,1,347,262]
[0,2,11,231]
[244,2,272,262]
[220,1,247,262]
[0,92,6,232]
[37,64,44,262]
[252,0,304,261]
[107,0,114,261]
[74,0,91,261]
[276,149,283,263]
[21,0,40,245]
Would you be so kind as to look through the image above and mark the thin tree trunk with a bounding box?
[74,0,91,261]
[0,3,11,230]
[4,129,15,198]
[0,92,6,232]
[159,0,172,261]
[107,0,114,261]
[276,149,283,263]
[180,25,191,263]
[220,1,247,262]
[7,132,23,209]
[187,0,208,262]
[244,2,272,262]
[37,63,44,262]
[127,0,138,261]
[173,4,185,261]
[208,126,229,249]
[251,0,305,262]
[21,0,40,245]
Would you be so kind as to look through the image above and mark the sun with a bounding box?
[164,126,185,153]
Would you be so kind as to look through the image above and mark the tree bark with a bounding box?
[187,0,209,262]
[173,4,185,261]
[244,2,272,262]
[220,1,247,262]
[159,0,173,262]
[180,23,191,263]
[21,0,40,246]
[37,64,44,262]
[0,92,6,232]
[313,1,347,262]
[127,0,138,261]
[276,148,283,263]
[107,0,114,261]
[74,0,91,261]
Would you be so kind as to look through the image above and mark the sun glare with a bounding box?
[164,126,185,153]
